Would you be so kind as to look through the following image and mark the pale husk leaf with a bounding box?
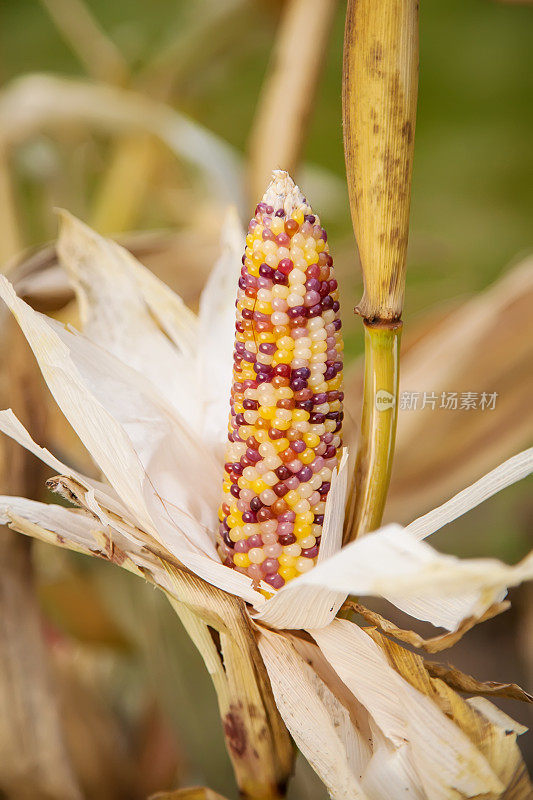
[312,620,503,799]
[406,448,533,540]
[258,628,368,800]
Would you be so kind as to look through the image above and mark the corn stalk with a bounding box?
[342,0,419,544]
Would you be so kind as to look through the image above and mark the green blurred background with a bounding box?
[0,1,532,797]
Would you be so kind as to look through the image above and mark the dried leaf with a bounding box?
[364,629,533,798]
[424,660,533,704]
[344,599,510,653]
[150,788,229,800]
[0,74,243,209]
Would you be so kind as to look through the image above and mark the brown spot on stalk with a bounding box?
[223,708,248,758]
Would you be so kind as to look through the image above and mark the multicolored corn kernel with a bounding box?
[217,170,343,588]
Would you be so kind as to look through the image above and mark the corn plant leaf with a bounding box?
[0,74,244,210]
[258,628,369,800]
[368,629,533,799]
[344,599,510,653]
[424,660,533,703]
[57,211,199,420]
[406,448,533,540]
[311,619,503,799]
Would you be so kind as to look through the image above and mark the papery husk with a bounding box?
[0,321,82,799]
[366,628,533,798]
[4,504,293,800]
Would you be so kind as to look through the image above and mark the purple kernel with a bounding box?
[278,533,296,546]
[278,511,296,523]
[319,482,331,494]
[333,319,342,331]
[262,558,279,574]
[290,440,306,453]
[278,258,294,275]
[313,393,327,405]
[243,399,259,410]
[259,263,274,279]
[259,343,276,355]
[309,413,326,424]
[246,448,261,463]
[242,511,257,524]
[314,514,325,525]
[290,377,307,392]
[264,573,285,589]
[293,367,311,380]
[275,465,291,480]
[304,214,316,223]
[305,278,320,292]
[234,539,249,553]
[230,484,240,498]
[298,466,313,482]
[247,534,263,548]
[275,208,286,217]
[332,300,340,313]
[295,400,313,413]
[321,295,334,311]
[301,545,319,559]
[250,497,263,512]
[308,303,322,318]
[273,270,288,284]
[288,305,306,319]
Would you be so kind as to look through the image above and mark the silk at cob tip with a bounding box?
[217,171,344,588]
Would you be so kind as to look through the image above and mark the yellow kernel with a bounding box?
[259,406,275,420]
[256,301,272,314]
[292,409,310,422]
[285,490,300,507]
[258,332,275,343]
[297,511,315,525]
[311,341,327,354]
[270,217,284,235]
[234,553,250,568]
[279,566,297,582]
[273,438,289,452]
[278,336,295,350]
[292,209,304,224]
[296,557,315,574]
[229,527,245,542]
[226,515,238,528]
[294,523,312,537]
[251,479,267,495]
[304,433,320,448]
[300,449,315,464]
[276,386,293,399]
[272,418,291,430]
[279,554,296,567]
[272,350,292,365]
[237,477,251,490]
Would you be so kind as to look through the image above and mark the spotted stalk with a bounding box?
[342,0,419,544]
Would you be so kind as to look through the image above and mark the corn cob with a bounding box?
[217,170,343,588]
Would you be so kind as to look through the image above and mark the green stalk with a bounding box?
[342,0,419,542]
[343,322,401,543]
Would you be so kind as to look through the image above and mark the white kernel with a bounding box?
[249,548,265,564]
[296,557,314,573]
